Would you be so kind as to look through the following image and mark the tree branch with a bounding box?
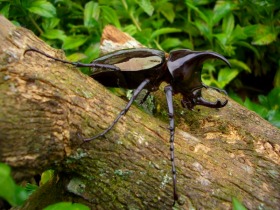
[0,17,279,210]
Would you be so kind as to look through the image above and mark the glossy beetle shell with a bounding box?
[90,48,167,90]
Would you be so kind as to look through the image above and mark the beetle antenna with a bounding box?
[164,85,179,206]
[83,78,151,142]
[24,47,120,71]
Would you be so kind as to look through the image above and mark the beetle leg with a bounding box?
[164,85,179,206]
[24,47,120,71]
[83,78,151,142]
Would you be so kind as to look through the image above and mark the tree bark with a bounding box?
[0,16,279,210]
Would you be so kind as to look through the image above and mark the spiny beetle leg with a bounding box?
[164,85,179,206]
[24,47,120,71]
[83,78,151,142]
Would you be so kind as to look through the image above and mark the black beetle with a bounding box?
[25,47,230,205]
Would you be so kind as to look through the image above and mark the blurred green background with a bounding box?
[1,0,279,127]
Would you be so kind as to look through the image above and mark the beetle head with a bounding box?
[167,49,230,110]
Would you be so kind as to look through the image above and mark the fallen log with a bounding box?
[0,16,279,210]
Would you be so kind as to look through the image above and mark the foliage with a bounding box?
[0,163,89,209]
[0,0,279,126]
[232,197,247,210]
[43,202,90,210]
[230,87,280,128]
[0,163,29,206]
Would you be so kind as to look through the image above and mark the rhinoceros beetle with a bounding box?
[25,47,230,205]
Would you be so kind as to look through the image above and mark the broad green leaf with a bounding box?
[228,59,251,73]
[267,110,280,128]
[84,1,99,27]
[67,53,87,62]
[27,0,56,18]
[267,87,280,109]
[42,18,60,31]
[137,0,154,16]
[151,27,181,39]
[243,25,259,37]
[222,13,234,35]
[62,35,88,50]
[159,2,175,23]
[43,202,90,210]
[0,163,28,206]
[244,24,277,45]
[160,38,181,50]
[214,33,228,45]
[232,197,247,210]
[0,3,10,17]
[181,39,194,50]
[217,67,239,88]
[123,25,138,36]
[258,95,269,108]
[42,29,66,40]
[252,32,277,45]
[100,6,120,28]
[231,25,247,41]
[40,170,54,186]
[213,1,236,25]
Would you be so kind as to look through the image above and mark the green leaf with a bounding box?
[222,13,234,35]
[42,29,66,40]
[27,0,56,18]
[252,32,277,45]
[0,3,10,18]
[266,87,280,109]
[267,110,280,128]
[100,6,120,28]
[228,59,251,73]
[159,2,175,23]
[244,24,277,45]
[0,163,28,206]
[258,95,269,108]
[217,67,239,88]
[231,25,248,41]
[84,1,99,27]
[151,27,181,39]
[43,202,90,210]
[213,1,236,25]
[40,170,54,186]
[194,19,211,40]
[160,38,181,50]
[137,0,154,16]
[42,18,60,31]
[67,53,87,62]
[62,35,88,50]
[232,197,247,210]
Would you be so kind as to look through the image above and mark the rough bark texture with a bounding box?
[0,16,279,210]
